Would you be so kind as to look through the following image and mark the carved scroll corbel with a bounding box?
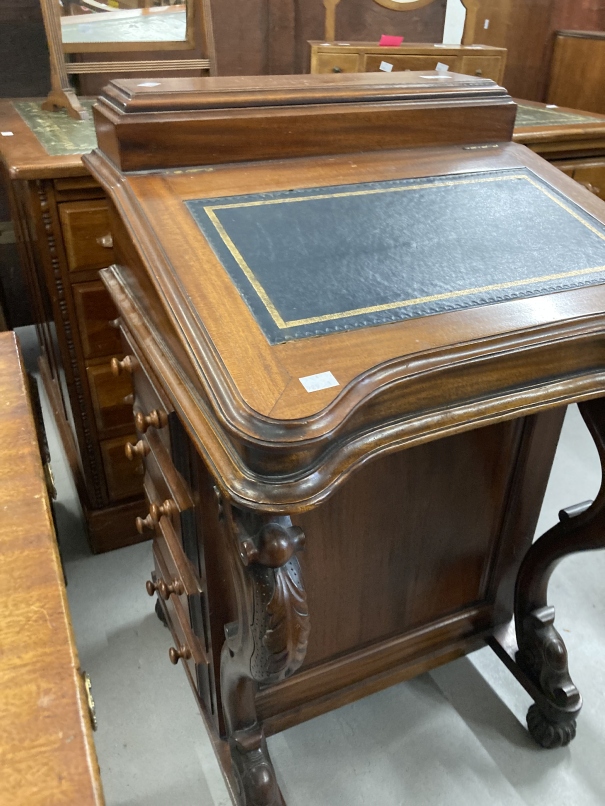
[220,502,310,806]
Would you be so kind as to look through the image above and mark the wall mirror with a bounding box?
[323,0,479,43]
[39,0,214,120]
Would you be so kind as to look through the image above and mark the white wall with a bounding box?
[443,0,466,45]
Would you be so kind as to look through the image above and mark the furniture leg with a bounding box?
[221,503,310,806]
[492,398,605,748]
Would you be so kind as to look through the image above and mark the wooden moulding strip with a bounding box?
[66,59,210,74]
[257,604,495,733]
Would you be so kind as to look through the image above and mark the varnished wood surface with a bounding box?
[0,331,103,806]
[548,31,605,115]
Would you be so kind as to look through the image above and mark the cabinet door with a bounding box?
[570,163,605,202]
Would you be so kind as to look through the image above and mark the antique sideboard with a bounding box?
[309,41,507,83]
[0,100,146,553]
[0,330,103,805]
[83,72,605,804]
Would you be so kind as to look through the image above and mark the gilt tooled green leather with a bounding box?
[515,104,603,128]
[14,101,96,156]
[186,169,605,344]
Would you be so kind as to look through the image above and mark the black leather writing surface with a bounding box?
[185,169,605,344]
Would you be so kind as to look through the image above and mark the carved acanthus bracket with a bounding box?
[221,503,310,806]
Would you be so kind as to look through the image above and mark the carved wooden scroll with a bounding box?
[221,503,310,806]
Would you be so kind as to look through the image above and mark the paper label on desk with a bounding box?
[1,132,13,137]
[379,61,393,72]
[379,35,403,46]
[436,62,449,72]
[484,18,490,29]
[138,81,161,88]
[299,371,340,393]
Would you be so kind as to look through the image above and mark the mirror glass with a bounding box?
[59,0,188,46]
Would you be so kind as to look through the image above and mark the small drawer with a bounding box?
[87,360,135,434]
[153,548,208,670]
[153,518,202,610]
[100,433,145,502]
[458,55,504,82]
[59,200,115,273]
[313,52,361,73]
[569,162,605,201]
[73,281,122,360]
[364,54,453,73]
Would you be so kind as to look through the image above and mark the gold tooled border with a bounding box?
[202,173,605,330]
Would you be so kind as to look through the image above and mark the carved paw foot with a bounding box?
[231,731,284,806]
[527,704,577,749]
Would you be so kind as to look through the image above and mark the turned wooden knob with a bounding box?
[146,579,159,596]
[157,577,184,600]
[579,180,601,196]
[150,498,178,524]
[125,439,150,461]
[135,513,155,534]
[332,66,342,73]
[111,355,138,377]
[134,408,168,433]
[123,393,134,406]
[169,644,191,665]
[475,68,483,76]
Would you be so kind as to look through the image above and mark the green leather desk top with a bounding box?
[13,101,96,157]
[515,104,603,128]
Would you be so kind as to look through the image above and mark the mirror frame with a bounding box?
[39,0,215,120]
[323,0,480,44]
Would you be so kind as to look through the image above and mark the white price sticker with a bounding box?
[379,61,393,72]
[299,371,340,393]
[436,62,449,73]
[1,131,14,137]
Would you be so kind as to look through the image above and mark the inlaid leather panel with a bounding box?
[186,168,605,344]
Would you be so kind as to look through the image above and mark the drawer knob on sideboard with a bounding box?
[150,498,178,524]
[157,578,185,600]
[475,69,483,76]
[579,181,601,196]
[136,513,155,534]
[332,66,342,73]
[135,408,168,433]
[111,355,138,377]
[125,439,150,461]
[96,233,113,248]
[146,579,159,596]
[169,644,191,665]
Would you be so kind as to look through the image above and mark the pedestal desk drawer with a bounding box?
[100,433,145,502]
[73,281,122,360]
[153,546,208,670]
[153,518,203,612]
[142,435,192,523]
[59,200,115,273]
[87,361,134,434]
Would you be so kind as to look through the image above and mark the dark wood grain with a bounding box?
[548,31,605,115]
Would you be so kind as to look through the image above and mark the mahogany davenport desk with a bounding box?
[86,73,605,805]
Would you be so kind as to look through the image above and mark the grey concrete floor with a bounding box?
[17,326,605,806]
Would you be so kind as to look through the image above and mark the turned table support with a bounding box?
[491,397,605,748]
[220,503,310,806]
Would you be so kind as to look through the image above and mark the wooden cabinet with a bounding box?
[310,42,507,83]
[0,100,146,553]
[548,31,605,115]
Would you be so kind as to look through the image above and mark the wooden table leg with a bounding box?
[220,503,310,806]
[491,397,605,748]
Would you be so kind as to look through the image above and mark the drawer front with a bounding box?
[364,54,456,72]
[143,437,193,522]
[153,547,208,669]
[313,52,361,74]
[458,55,503,82]
[87,361,134,434]
[100,434,145,502]
[73,281,122,360]
[59,200,115,273]
[153,518,202,608]
[569,162,605,201]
